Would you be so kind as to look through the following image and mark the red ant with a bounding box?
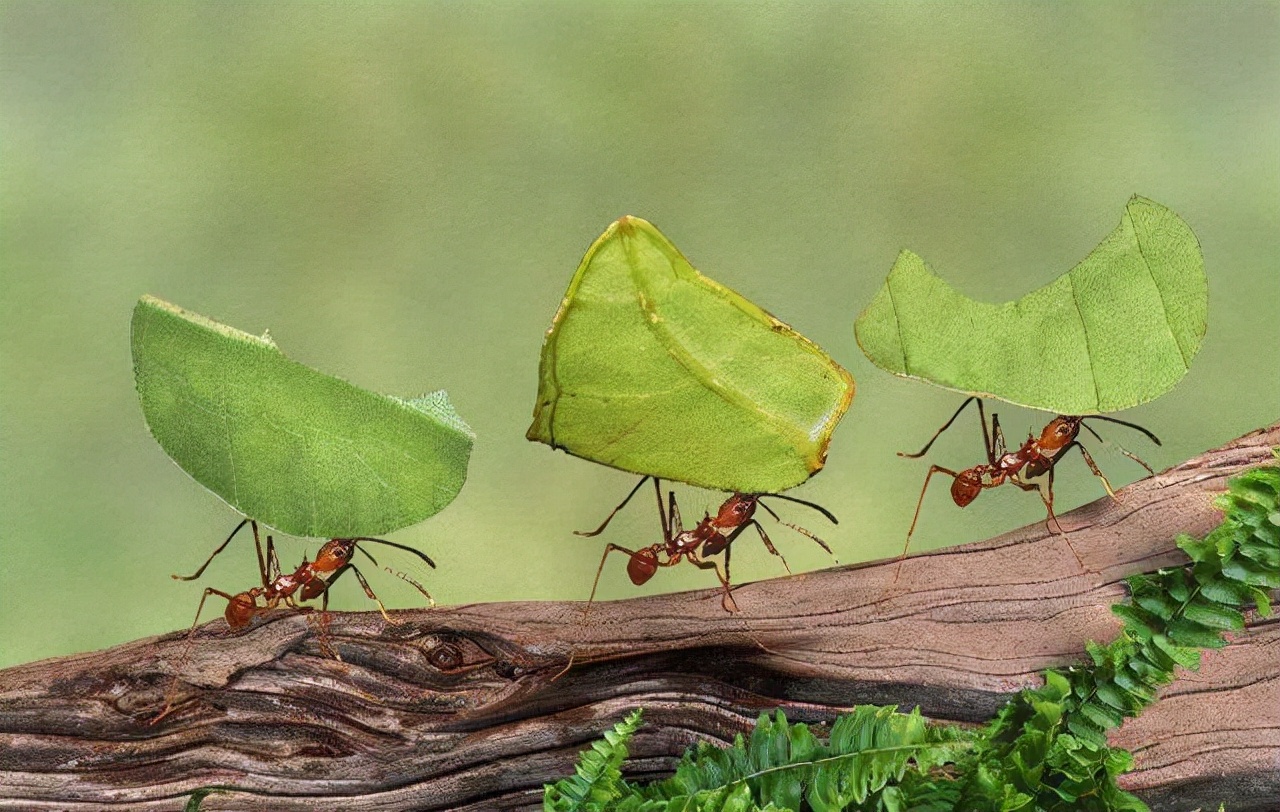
[152,519,435,721]
[896,396,1160,578]
[577,476,838,613]
[173,518,437,628]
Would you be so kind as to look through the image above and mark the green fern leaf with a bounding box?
[545,709,644,811]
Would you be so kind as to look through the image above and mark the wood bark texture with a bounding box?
[1,423,1277,812]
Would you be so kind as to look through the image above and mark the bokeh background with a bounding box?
[2,2,1277,670]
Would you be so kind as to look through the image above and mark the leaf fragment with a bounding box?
[854,196,1206,413]
[528,216,854,493]
[132,296,473,537]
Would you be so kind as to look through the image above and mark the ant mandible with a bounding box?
[896,396,1161,579]
[153,519,436,722]
[577,476,838,614]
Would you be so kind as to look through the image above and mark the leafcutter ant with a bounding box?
[896,396,1160,578]
[152,519,436,721]
[577,476,838,614]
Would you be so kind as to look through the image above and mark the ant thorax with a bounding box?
[996,451,1024,472]
[273,571,303,595]
[670,527,706,555]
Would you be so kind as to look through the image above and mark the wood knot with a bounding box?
[427,642,464,671]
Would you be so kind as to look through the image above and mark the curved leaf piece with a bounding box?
[132,296,474,537]
[854,196,1207,414]
[528,216,854,493]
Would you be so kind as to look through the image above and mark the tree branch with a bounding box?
[1,423,1277,811]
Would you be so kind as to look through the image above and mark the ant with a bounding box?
[152,519,436,722]
[577,476,838,614]
[173,518,437,629]
[896,396,1161,579]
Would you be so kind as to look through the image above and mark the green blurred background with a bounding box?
[2,2,1277,670]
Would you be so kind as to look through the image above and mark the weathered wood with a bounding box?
[1,424,1277,811]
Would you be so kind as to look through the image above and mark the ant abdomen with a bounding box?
[627,549,659,585]
[950,472,982,507]
[224,593,258,629]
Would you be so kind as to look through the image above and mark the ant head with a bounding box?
[313,539,357,573]
[224,592,258,629]
[627,548,659,585]
[713,493,758,529]
[1038,416,1081,451]
[951,469,983,507]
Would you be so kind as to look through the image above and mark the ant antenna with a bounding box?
[382,566,436,607]
[1079,415,1162,446]
[755,501,837,559]
[1077,421,1156,475]
[756,493,839,525]
[173,518,252,581]
[346,537,437,569]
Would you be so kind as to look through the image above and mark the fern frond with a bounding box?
[545,709,645,812]
[631,707,964,811]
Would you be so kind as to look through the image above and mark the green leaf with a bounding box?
[1251,587,1273,617]
[527,216,854,493]
[1093,682,1134,714]
[1166,618,1228,649]
[132,296,474,537]
[854,196,1206,413]
[1078,701,1123,732]
[1151,634,1203,669]
[1182,597,1245,630]
[545,709,644,811]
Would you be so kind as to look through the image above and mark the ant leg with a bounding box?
[897,466,961,582]
[1039,465,1065,534]
[1068,440,1118,499]
[899,397,986,459]
[721,543,738,612]
[575,476,652,537]
[297,577,342,660]
[652,477,668,539]
[313,610,338,659]
[151,587,242,724]
[307,581,341,660]
[689,551,738,613]
[667,487,684,537]
[172,519,252,582]
[755,501,836,561]
[345,564,396,624]
[746,519,790,574]
[583,542,644,619]
[262,530,284,585]
[1037,467,1087,571]
[1078,421,1156,475]
[668,487,681,539]
[989,411,1007,461]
